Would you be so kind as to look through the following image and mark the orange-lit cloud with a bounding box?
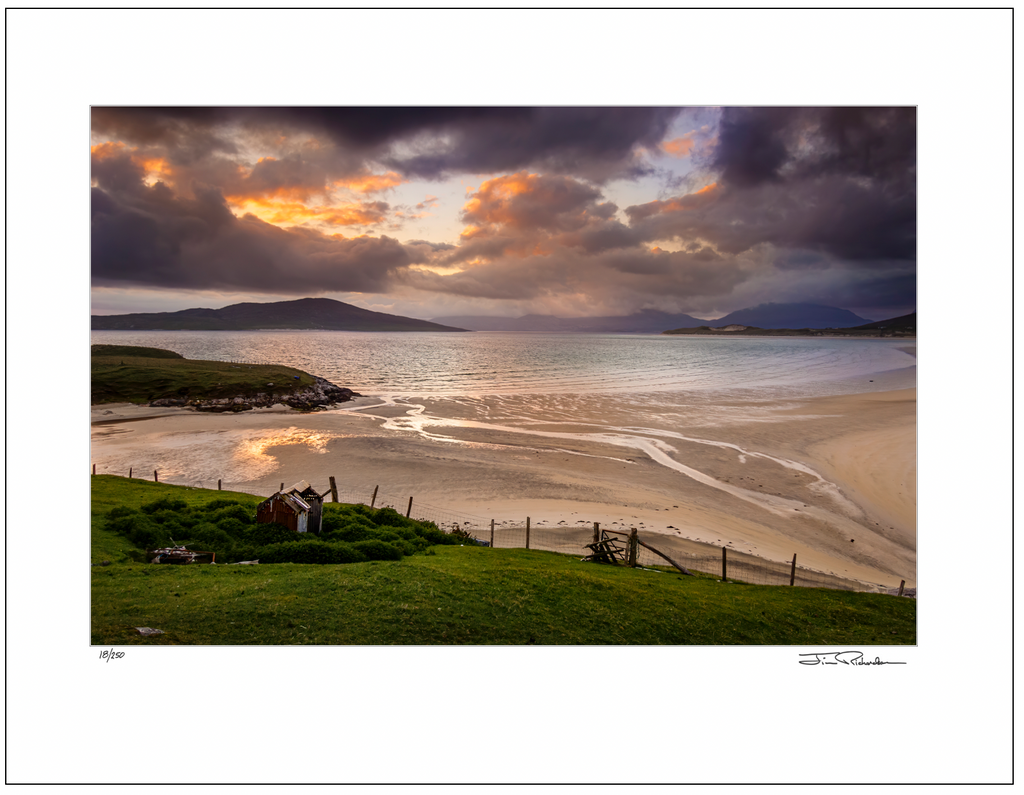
[228,197,389,227]
[91,141,176,185]
[627,183,719,220]
[333,171,407,194]
[661,136,695,158]
[446,172,642,266]
[461,172,603,231]
[136,156,171,174]
[90,141,129,160]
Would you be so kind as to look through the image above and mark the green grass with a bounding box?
[90,476,263,563]
[91,477,916,645]
[91,344,315,404]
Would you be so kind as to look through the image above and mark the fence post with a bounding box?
[371,485,378,508]
[897,579,905,597]
[329,476,339,503]
[790,553,797,586]
[526,517,531,549]
[628,529,638,567]
[129,467,132,479]
[593,522,600,545]
[218,479,222,491]
[406,496,413,518]
[722,547,727,581]
[490,519,495,548]
[154,470,159,483]
[92,464,96,475]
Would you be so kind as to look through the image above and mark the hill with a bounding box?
[91,344,358,409]
[850,312,916,331]
[662,324,914,338]
[433,303,880,333]
[92,297,469,332]
[661,310,917,337]
[709,302,872,329]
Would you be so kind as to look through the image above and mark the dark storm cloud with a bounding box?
[630,107,916,266]
[403,245,747,310]
[91,107,239,165]
[627,176,915,262]
[575,220,644,254]
[712,106,916,189]
[91,145,415,294]
[816,271,917,314]
[93,107,682,183]
[388,107,681,182]
[712,107,793,187]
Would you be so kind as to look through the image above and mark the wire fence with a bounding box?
[93,467,911,597]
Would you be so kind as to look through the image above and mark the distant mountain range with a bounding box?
[664,309,915,338]
[92,298,889,334]
[429,309,708,333]
[433,303,874,333]
[91,297,469,332]
[709,303,872,329]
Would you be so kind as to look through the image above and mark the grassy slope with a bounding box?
[91,345,316,404]
[91,477,916,645]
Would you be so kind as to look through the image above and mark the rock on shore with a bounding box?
[149,376,361,412]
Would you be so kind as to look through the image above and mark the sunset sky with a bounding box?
[91,106,917,321]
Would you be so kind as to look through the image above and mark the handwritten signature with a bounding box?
[799,651,905,666]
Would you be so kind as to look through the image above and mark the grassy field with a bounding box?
[91,477,917,646]
[91,344,316,404]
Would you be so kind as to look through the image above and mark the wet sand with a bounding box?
[91,383,916,588]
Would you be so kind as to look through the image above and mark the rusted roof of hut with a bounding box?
[259,491,310,513]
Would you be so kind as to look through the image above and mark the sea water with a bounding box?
[90,330,916,399]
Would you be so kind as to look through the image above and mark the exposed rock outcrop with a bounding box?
[149,376,361,413]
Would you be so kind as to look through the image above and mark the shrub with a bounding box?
[226,545,261,563]
[124,515,174,550]
[321,507,377,537]
[202,499,249,513]
[215,517,249,537]
[321,523,372,543]
[189,523,233,550]
[140,497,189,515]
[208,504,253,524]
[417,526,463,546]
[257,540,368,564]
[149,509,188,532]
[393,539,418,556]
[105,512,143,538]
[353,539,404,561]
[242,522,297,547]
[371,507,415,529]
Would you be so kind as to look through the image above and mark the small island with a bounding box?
[91,344,360,412]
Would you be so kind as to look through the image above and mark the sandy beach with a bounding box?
[91,370,916,590]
